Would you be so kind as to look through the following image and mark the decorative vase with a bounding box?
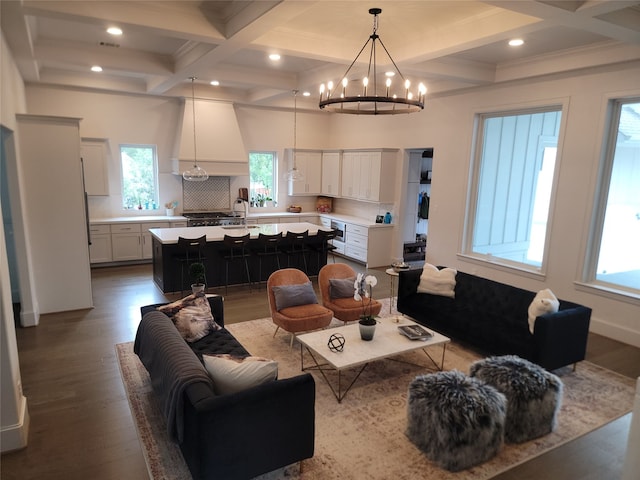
[359,318,376,341]
[191,283,205,294]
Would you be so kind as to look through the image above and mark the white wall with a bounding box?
[328,63,640,348]
[18,61,640,348]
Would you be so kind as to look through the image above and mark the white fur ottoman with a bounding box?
[406,370,506,472]
[470,355,563,443]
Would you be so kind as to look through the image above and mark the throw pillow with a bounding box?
[202,354,278,395]
[157,292,221,342]
[527,288,559,334]
[329,277,356,299]
[417,263,457,298]
[272,281,318,311]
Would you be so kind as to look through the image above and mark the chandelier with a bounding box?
[319,8,426,115]
[183,76,209,182]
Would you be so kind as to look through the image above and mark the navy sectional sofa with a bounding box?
[397,268,591,371]
[135,295,315,480]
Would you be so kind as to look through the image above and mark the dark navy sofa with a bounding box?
[397,268,591,371]
[135,295,315,480]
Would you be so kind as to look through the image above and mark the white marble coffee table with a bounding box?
[297,316,450,402]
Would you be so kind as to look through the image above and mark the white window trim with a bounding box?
[462,100,569,275]
[119,144,159,209]
[580,94,640,299]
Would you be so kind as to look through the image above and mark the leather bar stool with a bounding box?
[173,235,207,296]
[221,233,252,295]
[254,232,283,286]
[309,228,338,270]
[281,230,310,274]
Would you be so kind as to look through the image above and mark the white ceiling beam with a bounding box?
[146,1,319,94]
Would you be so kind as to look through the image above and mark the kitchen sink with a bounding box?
[220,225,260,230]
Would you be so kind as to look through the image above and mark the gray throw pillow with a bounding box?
[272,281,318,311]
[329,277,356,299]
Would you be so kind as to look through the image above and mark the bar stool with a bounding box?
[221,233,252,295]
[281,230,309,274]
[173,235,207,296]
[254,232,282,286]
[309,228,338,269]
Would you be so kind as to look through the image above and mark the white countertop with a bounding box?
[90,215,187,224]
[90,212,393,229]
[150,222,331,244]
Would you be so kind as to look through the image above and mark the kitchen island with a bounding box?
[150,222,332,293]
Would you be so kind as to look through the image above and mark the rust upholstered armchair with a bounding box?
[318,263,382,323]
[267,268,334,347]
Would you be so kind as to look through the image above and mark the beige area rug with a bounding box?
[117,299,636,480]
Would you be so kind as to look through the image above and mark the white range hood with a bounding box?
[172,98,249,176]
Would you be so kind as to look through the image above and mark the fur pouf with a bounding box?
[406,370,506,472]
[470,355,563,443]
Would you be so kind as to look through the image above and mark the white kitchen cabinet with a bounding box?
[142,222,169,259]
[342,222,393,267]
[287,149,322,196]
[89,224,112,263]
[81,138,109,196]
[341,149,397,202]
[111,223,142,261]
[321,151,341,197]
[170,221,188,228]
[341,151,359,199]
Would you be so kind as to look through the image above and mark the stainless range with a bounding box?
[183,211,245,227]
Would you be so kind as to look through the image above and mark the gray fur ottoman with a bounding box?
[470,355,563,443]
[406,370,506,472]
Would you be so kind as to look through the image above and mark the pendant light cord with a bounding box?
[191,76,198,168]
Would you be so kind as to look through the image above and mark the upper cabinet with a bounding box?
[287,149,322,196]
[321,151,341,197]
[341,149,398,203]
[81,138,109,196]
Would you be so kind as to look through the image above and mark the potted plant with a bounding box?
[189,262,206,294]
[354,273,378,341]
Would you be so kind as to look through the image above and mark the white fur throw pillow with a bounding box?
[527,288,559,334]
[417,263,457,298]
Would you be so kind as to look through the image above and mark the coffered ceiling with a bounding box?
[2,1,639,109]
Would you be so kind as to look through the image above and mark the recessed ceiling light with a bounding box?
[210,80,220,86]
[385,71,395,77]
[302,91,311,97]
[107,27,123,36]
[509,38,524,47]
[91,65,103,72]
[268,53,281,61]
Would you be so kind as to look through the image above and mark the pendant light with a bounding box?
[183,76,209,182]
[284,89,304,182]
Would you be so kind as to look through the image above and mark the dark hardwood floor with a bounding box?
[2,262,639,479]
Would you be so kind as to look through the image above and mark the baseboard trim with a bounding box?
[1,395,30,453]
[590,317,640,349]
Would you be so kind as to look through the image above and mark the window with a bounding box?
[465,107,562,270]
[587,98,640,293]
[120,145,158,210]
[249,151,277,206]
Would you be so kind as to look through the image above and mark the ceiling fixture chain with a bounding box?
[284,89,304,182]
